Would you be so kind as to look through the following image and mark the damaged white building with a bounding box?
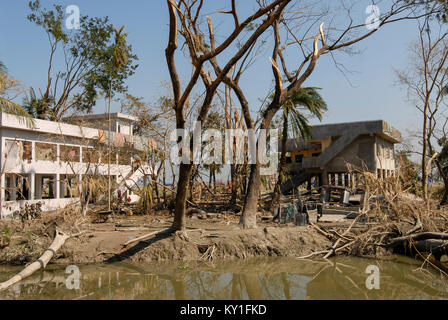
[0,112,155,218]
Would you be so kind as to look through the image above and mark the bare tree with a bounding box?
[396,16,448,202]
[165,0,291,231]
[235,0,444,228]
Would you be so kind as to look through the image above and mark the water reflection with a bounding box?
[0,257,447,300]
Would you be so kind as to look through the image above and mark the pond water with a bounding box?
[0,256,447,300]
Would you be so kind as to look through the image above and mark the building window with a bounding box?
[295,154,303,163]
[312,152,321,157]
[5,174,31,201]
[60,175,79,198]
[60,145,80,162]
[36,143,57,162]
[82,147,99,163]
[40,176,55,199]
[286,156,292,164]
[4,140,32,163]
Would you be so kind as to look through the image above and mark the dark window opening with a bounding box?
[41,177,55,199]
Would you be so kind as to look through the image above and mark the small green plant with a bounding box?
[178,263,189,270]
[1,225,12,247]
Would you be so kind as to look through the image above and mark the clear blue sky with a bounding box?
[0,1,422,140]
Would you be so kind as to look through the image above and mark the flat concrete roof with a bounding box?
[307,119,402,143]
[63,112,138,123]
[284,119,402,152]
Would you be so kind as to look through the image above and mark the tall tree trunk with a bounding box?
[163,159,167,208]
[239,162,261,228]
[209,167,213,187]
[441,177,448,206]
[188,166,195,203]
[153,175,160,204]
[272,111,288,208]
[422,101,429,202]
[240,109,277,228]
[172,163,193,231]
[428,140,447,206]
[230,164,238,206]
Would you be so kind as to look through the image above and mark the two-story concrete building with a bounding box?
[0,112,154,218]
[280,120,402,193]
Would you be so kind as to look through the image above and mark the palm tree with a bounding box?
[0,61,34,127]
[271,87,327,206]
[107,26,129,210]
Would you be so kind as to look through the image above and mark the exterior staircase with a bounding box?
[116,165,151,195]
[280,169,313,195]
[302,131,359,169]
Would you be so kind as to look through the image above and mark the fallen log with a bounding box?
[411,240,448,256]
[123,228,171,247]
[0,228,82,291]
[388,232,448,247]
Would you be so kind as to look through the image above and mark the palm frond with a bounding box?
[0,97,35,128]
[289,107,312,139]
[282,87,327,141]
[0,61,6,75]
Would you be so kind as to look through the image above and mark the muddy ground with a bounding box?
[0,209,339,266]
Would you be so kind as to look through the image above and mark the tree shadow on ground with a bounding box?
[104,230,173,263]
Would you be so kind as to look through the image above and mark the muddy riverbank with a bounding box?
[0,211,335,266]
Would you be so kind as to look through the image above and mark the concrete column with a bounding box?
[55,174,60,199]
[10,174,16,201]
[330,173,336,186]
[321,170,328,185]
[31,141,36,162]
[0,173,5,219]
[35,175,42,200]
[59,175,66,199]
[30,173,35,201]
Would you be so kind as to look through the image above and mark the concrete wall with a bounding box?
[325,134,376,172]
